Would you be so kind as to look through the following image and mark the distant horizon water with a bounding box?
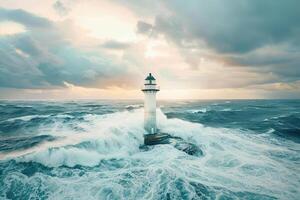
[1,98,300,101]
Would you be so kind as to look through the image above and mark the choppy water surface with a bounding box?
[0,100,299,199]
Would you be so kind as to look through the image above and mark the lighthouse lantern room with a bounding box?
[142,73,160,134]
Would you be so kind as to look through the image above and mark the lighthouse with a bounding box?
[142,73,160,134]
[141,74,202,156]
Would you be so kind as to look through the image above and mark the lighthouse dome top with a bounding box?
[144,73,157,85]
[142,73,159,91]
[145,73,156,81]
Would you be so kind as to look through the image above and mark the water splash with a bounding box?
[0,100,299,199]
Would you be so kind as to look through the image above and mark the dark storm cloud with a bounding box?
[223,48,300,82]
[0,8,134,89]
[53,0,70,16]
[0,35,106,89]
[135,0,300,54]
[12,35,45,57]
[0,8,52,28]
[128,0,300,86]
[136,21,153,34]
[100,40,131,49]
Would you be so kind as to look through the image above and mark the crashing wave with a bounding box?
[0,108,299,199]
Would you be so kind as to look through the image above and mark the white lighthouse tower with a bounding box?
[142,73,160,134]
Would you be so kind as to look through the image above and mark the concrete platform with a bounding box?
[142,133,203,156]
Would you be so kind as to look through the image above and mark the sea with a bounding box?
[0,100,299,200]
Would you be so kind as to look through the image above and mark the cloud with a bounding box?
[135,0,300,54]
[137,21,153,34]
[224,46,300,82]
[0,21,26,36]
[128,0,300,89]
[53,0,70,16]
[100,40,131,49]
[0,8,137,89]
[0,8,52,28]
[0,2,299,99]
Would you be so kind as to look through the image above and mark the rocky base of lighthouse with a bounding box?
[141,133,203,157]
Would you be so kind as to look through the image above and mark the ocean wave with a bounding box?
[266,128,275,134]
[0,135,55,152]
[4,115,50,122]
[125,104,143,110]
[189,108,208,113]
[0,106,299,199]
[1,109,145,165]
[220,108,232,111]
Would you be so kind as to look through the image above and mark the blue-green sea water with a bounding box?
[0,100,299,199]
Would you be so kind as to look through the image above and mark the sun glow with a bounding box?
[71,0,137,41]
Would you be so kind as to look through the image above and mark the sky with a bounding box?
[0,0,300,99]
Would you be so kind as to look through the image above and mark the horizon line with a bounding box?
[0,98,299,101]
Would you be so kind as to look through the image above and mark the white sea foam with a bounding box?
[4,114,50,122]
[266,128,275,134]
[4,109,145,166]
[221,108,232,111]
[190,108,208,113]
[1,108,299,199]
[125,104,143,109]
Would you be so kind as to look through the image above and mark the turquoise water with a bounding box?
[0,100,299,199]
